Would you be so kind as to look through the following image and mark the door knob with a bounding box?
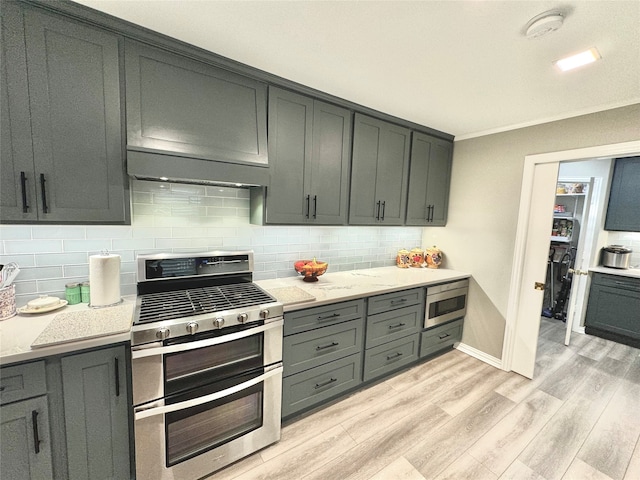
[568,268,588,275]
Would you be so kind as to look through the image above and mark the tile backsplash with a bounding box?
[607,231,640,268]
[1,180,423,306]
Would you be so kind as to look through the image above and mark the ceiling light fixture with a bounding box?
[525,10,565,39]
[555,47,601,72]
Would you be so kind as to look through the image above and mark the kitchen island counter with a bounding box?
[257,266,470,310]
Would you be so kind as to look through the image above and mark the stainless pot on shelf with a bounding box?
[600,245,632,269]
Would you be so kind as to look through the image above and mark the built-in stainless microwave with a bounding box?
[425,278,469,328]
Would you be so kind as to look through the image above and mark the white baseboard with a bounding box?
[455,342,504,370]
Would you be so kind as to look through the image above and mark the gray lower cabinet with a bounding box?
[405,132,453,226]
[61,345,130,480]
[585,273,640,345]
[0,361,53,479]
[282,300,365,418]
[349,114,411,225]
[363,336,420,382]
[604,156,640,231]
[261,87,352,225]
[1,3,129,224]
[420,319,463,358]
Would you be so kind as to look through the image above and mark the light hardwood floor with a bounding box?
[210,318,640,480]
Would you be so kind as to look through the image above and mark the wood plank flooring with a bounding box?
[208,318,640,480]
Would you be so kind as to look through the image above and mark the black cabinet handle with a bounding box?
[314,377,337,389]
[305,195,310,219]
[375,200,381,220]
[39,174,48,214]
[317,313,340,322]
[386,352,403,361]
[313,195,317,219]
[32,410,41,454]
[381,201,386,221]
[20,171,29,213]
[439,333,451,340]
[0,386,5,392]
[115,357,121,397]
[388,322,406,329]
[390,298,408,305]
[316,341,339,351]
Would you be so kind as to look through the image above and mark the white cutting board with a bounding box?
[267,286,316,306]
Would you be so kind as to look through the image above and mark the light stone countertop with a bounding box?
[256,265,471,311]
[589,266,640,279]
[0,296,135,366]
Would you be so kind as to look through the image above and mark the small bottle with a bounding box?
[65,283,81,305]
[80,281,90,303]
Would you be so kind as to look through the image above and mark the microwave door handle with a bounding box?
[134,365,282,420]
[132,318,283,359]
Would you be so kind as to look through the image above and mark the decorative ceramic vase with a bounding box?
[396,249,410,268]
[410,248,424,268]
[425,246,443,269]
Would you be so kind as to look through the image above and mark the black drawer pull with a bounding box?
[386,352,403,361]
[0,386,5,392]
[39,174,49,214]
[316,341,339,351]
[376,200,381,220]
[438,333,451,340]
[388,322,406,329]
[390,298,408,305]
[317,313,340,322]
[305,194,310,219]
[313,195,317,219]
[20,171,29,213]
[381,201,386,221]
[115,357,121,397]
[32,410,41,454]
[314,378,337,389]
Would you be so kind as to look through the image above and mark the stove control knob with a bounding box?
[156,327,170,340]
[259,309,269,319]
[237,313,248,323]
[214,317,225,329]
[186,322,199,335]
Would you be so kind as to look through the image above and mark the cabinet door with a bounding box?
[309,100,351,225]
[23,8,128,223]
[266,87,313,223]
[61,345,130,480]
[585,281,640,339]
[406,133,452,226]
[349,114,410,225]
[0,2,37,222]
[0,396,54,479]
[125,39,268,166]
[604,156,640,231]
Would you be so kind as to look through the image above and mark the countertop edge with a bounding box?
[588,266,640,279]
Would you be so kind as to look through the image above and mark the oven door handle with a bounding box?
[132,318,283,359]
[134,364,283,420]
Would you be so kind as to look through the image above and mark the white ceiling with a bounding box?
[74,0,640,139]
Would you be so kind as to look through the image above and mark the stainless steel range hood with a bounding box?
[127,149,270,187]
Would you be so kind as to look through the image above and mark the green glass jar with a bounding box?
[65,282,81,305]
[80,281,90,303]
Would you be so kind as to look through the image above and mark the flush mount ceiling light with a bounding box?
[555,47,601,72]
[525,10,565,39]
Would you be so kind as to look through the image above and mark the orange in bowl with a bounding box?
[294,258,328,282]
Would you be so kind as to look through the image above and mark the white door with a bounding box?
[510,162,559,378]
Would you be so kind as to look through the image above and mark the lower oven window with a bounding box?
[165,382,263,467]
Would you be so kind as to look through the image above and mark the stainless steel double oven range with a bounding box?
[130,251,283,480]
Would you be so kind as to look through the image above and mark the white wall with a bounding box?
[423,103,640,360]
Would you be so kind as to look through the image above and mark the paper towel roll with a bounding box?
[89,253,121,307]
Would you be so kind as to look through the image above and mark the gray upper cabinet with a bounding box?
[125,39,268,168]
[604,156,640,231]
[405,133,453,226]
[61,345,130,480]
[349,114,410,225]
[264,87,351,224]
[1,4,129,224]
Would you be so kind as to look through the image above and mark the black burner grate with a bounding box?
[136,283,274,324]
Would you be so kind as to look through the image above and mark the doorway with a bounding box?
[502,140,640,379]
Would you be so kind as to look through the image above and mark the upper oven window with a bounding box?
[164,333,264,396]
[429,294,466,319]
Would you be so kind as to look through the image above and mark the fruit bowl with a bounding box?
[294,259,328,282]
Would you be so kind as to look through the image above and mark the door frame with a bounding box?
[502,140,640,376]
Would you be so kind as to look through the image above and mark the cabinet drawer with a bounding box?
[284,299,365,336]
[367,288,424,315]
[0,361,46,405]
[591,272,640,290]
[365,305,421,348]
[420,319,463,358]
[282,353,362,418]
[284,319,364,377]
[363,335,419,382]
